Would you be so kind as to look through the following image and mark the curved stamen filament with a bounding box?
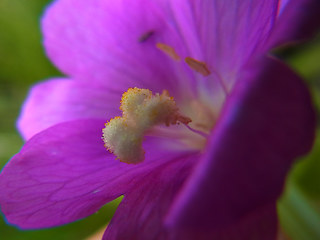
[183,124,209,138]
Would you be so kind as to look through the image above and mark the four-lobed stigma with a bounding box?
[102,87,191,164]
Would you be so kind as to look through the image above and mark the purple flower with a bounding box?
[0,0,319,239]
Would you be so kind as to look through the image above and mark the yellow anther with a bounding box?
[185,57,211,76]
[103,88,191,164]
[156,43,181,61]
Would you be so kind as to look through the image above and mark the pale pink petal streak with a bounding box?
[17,78,121,140]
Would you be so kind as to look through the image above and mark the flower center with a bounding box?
[102,88,192,164]
[103,43,221,164]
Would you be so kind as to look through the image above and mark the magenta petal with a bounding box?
[268,0,320,48]
[0,119,195,229]
[42,0,283,93]
[17,78,121,140]
[102,154,198,240]
[166,57,316,232]
[0,119,126,228]
[42,0,181,94]
[168,0,279,80]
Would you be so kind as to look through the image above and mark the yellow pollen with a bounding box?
[156,43,181,61]
[185,57,211,76]
[103,87,191,164]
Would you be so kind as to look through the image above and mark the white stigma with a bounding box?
[102,88,191,164]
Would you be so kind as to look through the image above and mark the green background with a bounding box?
[0,0,319,239]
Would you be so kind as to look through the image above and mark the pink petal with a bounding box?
[42,0,184,96]
[0,119,194,229]
[166,57,316,232]
[17,78,121,140]
[167,0,279,87]
[102,153,198,240]
[42,0,282,94]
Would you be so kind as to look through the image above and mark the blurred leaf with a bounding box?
[278,184,320,240]
[292,130,320,197]
[278,130,320,240]
[287,35,320,82]
[0,0,61,85]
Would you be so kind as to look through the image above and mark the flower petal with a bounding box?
[17,78,121,140]
[102,153,198,240]
[103,155,276,240]
[166,57,316,232]
[42,0,281,94]
[268,0,320,48]
[42,0,183,95]
[0,119,194,229]
[167,0,279,86]
[169,203,278,240]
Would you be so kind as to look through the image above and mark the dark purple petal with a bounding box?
[166,57,316,233]
[267,0,320,48]
[102,154,198,240]
[0,119,194,229]
[169,203,278,240]
[17,78,121,140]
[103,154,276,240]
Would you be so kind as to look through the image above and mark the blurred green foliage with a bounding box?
[0,0,60,85]
[0,0,319,239]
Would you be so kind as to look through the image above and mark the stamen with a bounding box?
[103,88,191,164]
[156,43,181,61]
[185,57,211,76]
